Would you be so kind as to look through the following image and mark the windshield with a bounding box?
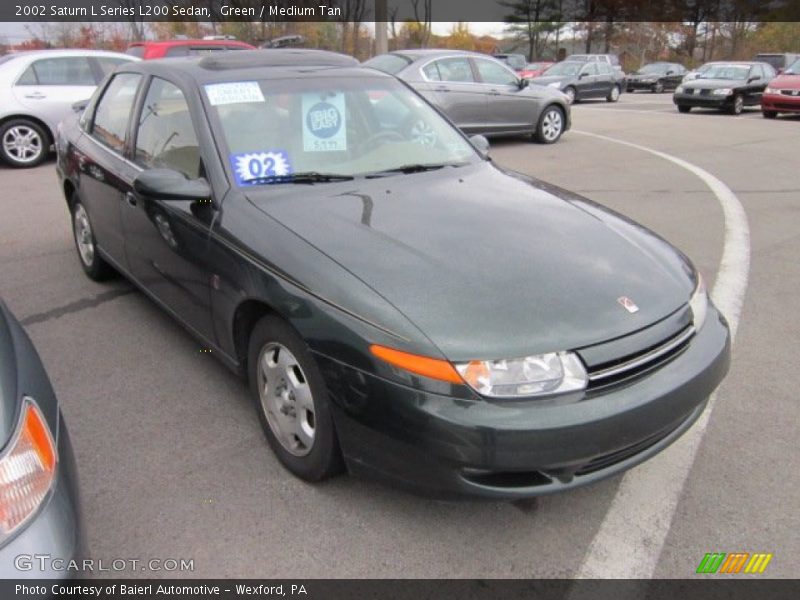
[785,58,800,74]
[699,65,749,80]
[543,62,582,76]
[637,64,668,75]
[362,53,411,75]
[206,76,477,185]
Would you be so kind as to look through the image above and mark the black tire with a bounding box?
[533,105,565,144]
[677,105,691,113]
[762,110,778,119]
[247,315,344,482]
[70,195,115,281]
[729,94,744,115]
[654,81,664,94]
[606,85,621,102]
[0,118,49,168]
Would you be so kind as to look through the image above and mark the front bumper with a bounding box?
[0,416,84,578]
[318,306,730,499]
[761,92,800,113]
[673,92,731,110]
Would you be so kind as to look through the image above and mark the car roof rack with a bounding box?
[199,49,358,70]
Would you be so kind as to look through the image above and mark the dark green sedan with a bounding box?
[56,50,730,498]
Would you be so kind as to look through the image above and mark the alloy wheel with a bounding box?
[540,108,563,142]
[257,342,316,457]
[2,125,43,164]
[73,204,95,267]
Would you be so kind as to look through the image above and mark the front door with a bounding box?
[471,57,531,131]
[122,76,216,342]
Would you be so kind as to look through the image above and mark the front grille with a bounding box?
[780,89,800,96]
[699,89,712,96]
[586,325,695,389]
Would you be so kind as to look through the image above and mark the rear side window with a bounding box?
[474,59,517,85]
[126,46,145,58]
[134,78,200,178]
[91,72,142,153]
[16,57,96,86]
[598,63,612,75]
[363,54,412,75]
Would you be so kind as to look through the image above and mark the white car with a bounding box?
[0,49,138,168]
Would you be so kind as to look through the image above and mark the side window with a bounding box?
[581,63,598,76]
[750,65,763,80]
[435,58,475,83]
[134,78,200,179]
[95,57,131,78]
[475,59,518,85]
[598,63,612,75]
[91,73,142,153]
[422,62,441,81]
[20,57,95,86]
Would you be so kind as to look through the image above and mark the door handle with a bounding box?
[125,192,137,207]
[24,92,46,99]
[434,86,449,92]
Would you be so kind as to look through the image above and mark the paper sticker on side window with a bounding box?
[302,93,346,152]
[205,82,265,106]
[230,151,292,186]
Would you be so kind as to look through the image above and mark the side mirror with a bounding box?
[134,169,212,202]
[72,99,90,113]
[469,134,490,159]
[666,70,674,75]
[747,76,760,83]
[578,72,589,79]
[518,78,530,89]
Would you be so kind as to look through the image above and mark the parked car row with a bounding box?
[673,61,779,115]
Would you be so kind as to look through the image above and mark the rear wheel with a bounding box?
[533,105,565,144]
[247,315,343,482]
[0,119,48,168]
[762,110,778,119]
[654,81,664,94]
[677,104,691,113]
[71,196,114,281]
[606,85,620,102]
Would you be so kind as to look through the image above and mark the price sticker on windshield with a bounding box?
[229,150,292,186]
[205,82,265,106]
[302,93,347,152]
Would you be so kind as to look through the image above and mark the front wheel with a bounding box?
[0,119,48,168]
[248,315,344,482]
[677,104,691,113]
[606,85,620,102]
[762,110,777,119]
[729,94,744,115]
[533,105,565,144]
[71,196,114,281]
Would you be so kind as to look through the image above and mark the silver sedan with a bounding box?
[363,49,571,144]
[0,49,138,168]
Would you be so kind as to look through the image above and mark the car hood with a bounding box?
[0,305,17,443]
[246,163,694,361]
[768,74,800,89]
[683,78,746,89]
[531,75,573,86]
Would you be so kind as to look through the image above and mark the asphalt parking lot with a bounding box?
[1,91,798,578]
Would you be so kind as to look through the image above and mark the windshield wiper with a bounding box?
[247,171,355,185]
[364,162,467,178]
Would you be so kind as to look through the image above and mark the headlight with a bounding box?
[547,81,561,88]
[675,85,684,94]
[690,273,708,330]
[712,88,733,96]
[764,86,778,94]
[0,398,57,539]
[455,352,587,398]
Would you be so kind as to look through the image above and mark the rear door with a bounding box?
[596,63,616,95]
[12,56,98,132]
[76,71,143,265]
[471,57,532,131]
[418,57,488,133]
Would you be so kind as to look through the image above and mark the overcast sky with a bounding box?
[0,21,509,44]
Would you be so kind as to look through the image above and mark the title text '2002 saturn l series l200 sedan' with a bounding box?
[56,50,730,498]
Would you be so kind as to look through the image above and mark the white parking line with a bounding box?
[571,131,751,579]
